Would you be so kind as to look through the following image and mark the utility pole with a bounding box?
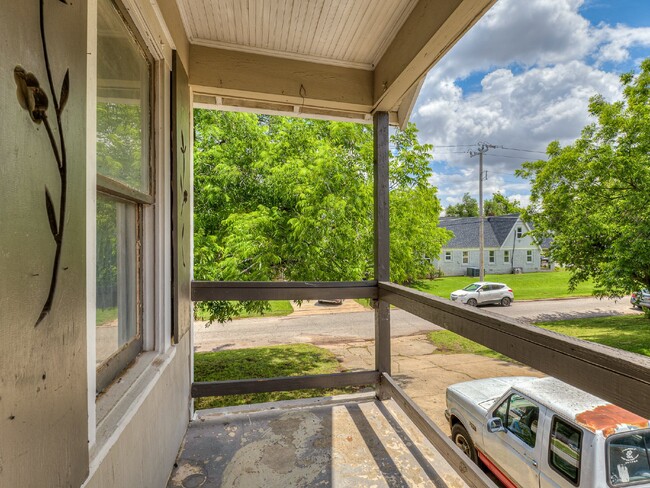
[470,142,497,281]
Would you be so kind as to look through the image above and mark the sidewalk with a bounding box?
[322,334,543,435]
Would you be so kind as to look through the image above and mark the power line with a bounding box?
[499,146,547,154]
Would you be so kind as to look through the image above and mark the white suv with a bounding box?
[450,281,514,307]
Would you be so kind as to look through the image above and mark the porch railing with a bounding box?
[190,279,650,488]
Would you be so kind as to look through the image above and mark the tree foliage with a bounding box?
[445,191,522,217]
[484,192,523,216]
[445,193,478,217]
[194,111,450,322]
[518,59,650,296]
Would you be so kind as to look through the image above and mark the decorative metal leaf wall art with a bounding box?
[14,0,70,326]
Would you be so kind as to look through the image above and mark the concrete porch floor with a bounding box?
[168,393,470,488]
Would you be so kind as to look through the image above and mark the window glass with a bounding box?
[549,417,582,485]
[445,251,452,261]
[97,0,150,192]
[516,227,523,238]
[499,393,539,447]
[489,250,495,263]
[95,0,150,392]
[504,250,510,263]
[462,251,469,264]
[527,250,533,263]
[96,196,139,365]
[608,430,650,486]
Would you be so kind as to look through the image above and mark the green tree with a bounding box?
[484,192,524,216]
[518,59,650,296]
[194,111,450,322]
[445,193,478,217]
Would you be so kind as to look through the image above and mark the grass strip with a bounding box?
[194,343,365,409]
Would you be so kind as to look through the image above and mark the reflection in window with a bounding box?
[97,0,150,192]
[549,417,582,485]
[494,393,539,447]
[96,196,138,365]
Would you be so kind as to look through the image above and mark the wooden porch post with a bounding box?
[373,111,391,399]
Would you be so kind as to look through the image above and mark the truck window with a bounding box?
[549,417,581,485]
[494,393,539,447]
[608,430,650,486]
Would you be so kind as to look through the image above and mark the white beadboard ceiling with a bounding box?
[176,0,418,70]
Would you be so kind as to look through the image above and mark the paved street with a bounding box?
[194,296,636,351]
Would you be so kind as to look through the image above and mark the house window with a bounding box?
[489,250,495,264]
[95,0,152,393]
[504,250,510,263]
[462,251,469,264]
[516,227,523,238]
[445,251,452,261]
[527,250,533,263]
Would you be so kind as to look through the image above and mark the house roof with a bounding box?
[439,214,521,249]
[178,0,497,126]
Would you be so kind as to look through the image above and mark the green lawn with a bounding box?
[195,300,294,321]
[537,315,650,357]
[96,307,117,326]
[194,344,365,409]
[427,314,650,360]
[415,270,593,300]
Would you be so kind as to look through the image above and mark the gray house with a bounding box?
[434,214,550,276]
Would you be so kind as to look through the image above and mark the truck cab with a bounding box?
[445,376,650,487]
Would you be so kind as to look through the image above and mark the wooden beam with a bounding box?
[381,374,498,488]
[374,112,391,398]
[373,0,496,112]
[190,45,374,114]
[192,371,380,398]
[379,282,650,419]
[191,281,378,302]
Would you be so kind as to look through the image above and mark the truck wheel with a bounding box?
[452,424,478,464]
[501,297,511,307]
[466,298,478,307]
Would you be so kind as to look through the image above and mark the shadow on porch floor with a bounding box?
[168,393,469,487]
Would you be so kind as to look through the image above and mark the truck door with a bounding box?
[482,392,545,487]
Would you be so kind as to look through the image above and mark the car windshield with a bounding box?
[608,430,650,486]
[463,284,482,292]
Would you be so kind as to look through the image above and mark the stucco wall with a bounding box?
[83,336,191,488]
[0,1,89,486]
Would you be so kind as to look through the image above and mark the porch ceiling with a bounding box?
[178,0,496,126]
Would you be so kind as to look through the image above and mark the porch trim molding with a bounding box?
[191,280,378,301]
[192,370,380,397]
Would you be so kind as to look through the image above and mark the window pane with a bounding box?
[96,196,138,365]
[550,418,581,484]
[97,0,150,192]
[608,431,650,486]
[505,394,539,447]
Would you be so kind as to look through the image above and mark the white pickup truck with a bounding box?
[445,376,650,487]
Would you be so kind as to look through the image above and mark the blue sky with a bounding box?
[410,0,650,211]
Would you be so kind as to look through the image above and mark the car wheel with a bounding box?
[452,424,478,464]
[466,298,477,307]
[501,297,512,307]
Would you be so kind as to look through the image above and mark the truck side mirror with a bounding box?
[487,417,505,433]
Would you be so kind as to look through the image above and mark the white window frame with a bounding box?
[516,227,523,238]
[488,250,495,264]
[86,0,173,448]
[527,250,533,263]
[462,251,469,264]
[445,251,452,261]
[504,250,510,263]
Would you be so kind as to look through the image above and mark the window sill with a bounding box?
[89,346,177,465]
